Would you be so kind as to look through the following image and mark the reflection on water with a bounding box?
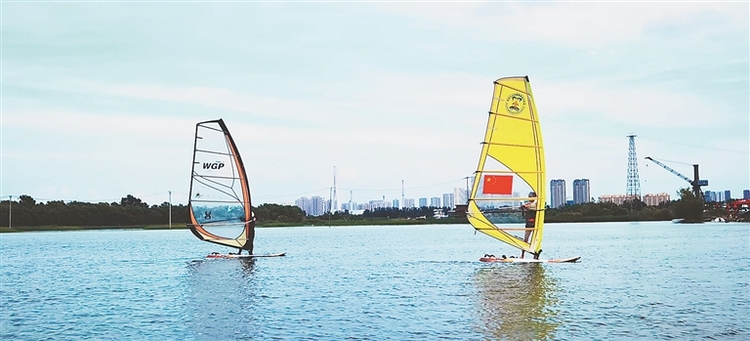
[184,258,259,340]
[475,264,559,341]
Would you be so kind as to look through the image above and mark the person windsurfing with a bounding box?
[521,192,541,259]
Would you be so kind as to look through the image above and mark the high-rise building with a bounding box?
[572,179,590,204]
[430,197,441,207]
[294,197,310,215]
[392,199,400,209]
[442,193,455,208]
[403,198,415,208]
[724,190,731,201]
[419,197,428,208]
[454,187,468,205]
[744,189,750,199]
[368,199,389,210]
[550,179,566,208]
[295,196,328,216]
[311,196,326,216]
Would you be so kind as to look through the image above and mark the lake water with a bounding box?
[1,222,748,340]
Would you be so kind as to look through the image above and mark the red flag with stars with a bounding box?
[483,175,513,195]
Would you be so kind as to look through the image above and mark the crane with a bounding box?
[644,156,708,199]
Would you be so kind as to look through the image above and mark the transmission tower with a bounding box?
[401,180,405,210]
[331,166,338,213]
[626,135,641,199]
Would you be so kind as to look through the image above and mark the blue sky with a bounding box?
[2,1,748,207]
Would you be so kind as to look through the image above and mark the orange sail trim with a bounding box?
[223,123,255,247]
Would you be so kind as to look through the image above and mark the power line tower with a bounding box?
[626,135,641,199]
[331,166,338,213]
[401,180,405,210]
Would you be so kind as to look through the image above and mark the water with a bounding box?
[1,222,748,340]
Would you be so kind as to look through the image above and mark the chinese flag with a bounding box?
[483,175,513,195]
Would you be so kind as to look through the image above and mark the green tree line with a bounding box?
[0,195,316,228]
[0,194,189,228]
[0,188,711,230]
[545,187,705,223]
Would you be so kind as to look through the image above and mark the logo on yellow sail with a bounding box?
[506,93,526,114]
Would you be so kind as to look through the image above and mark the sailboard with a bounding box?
[187,119,285,259]
[206,252,287,259]
[479,255,581,263]
[467,76,579,263]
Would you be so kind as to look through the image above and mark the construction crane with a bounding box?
[644,156,708,199]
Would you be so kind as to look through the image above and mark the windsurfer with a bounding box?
[521,192,537,241]
[521,192,541,259]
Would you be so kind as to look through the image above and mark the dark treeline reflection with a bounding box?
[474,264,559,341]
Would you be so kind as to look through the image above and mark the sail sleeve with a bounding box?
[468,76,545,255]
[187,119,255,252]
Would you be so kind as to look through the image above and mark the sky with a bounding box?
[2,1,748,207]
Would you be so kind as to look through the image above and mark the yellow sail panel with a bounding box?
[468,201,531,250]
[469,76,546,257]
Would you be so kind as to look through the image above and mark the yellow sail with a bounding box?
[468,76,545,258]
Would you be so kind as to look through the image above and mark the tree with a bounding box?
[120,194,147,208]
[19,195,36,206]
[670,188,704,223]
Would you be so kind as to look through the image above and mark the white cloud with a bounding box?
[379,2,747,47]
[534,80,730,129]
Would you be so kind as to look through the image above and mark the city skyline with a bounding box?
[292,175,749,216]
[3,2,748,207]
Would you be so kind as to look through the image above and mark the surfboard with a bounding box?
[206,252,287,259]
[479,256,580,263]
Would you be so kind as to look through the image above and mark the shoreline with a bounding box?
[0,216,695,233]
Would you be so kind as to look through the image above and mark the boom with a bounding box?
[644,156,707,199]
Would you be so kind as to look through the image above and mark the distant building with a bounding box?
[430,197,441,208]
[392,199,399,209]
[550,179,566,208]
[643,193,670,206]
[403,198,415,208]
[724,190,731,201]
[744,189,750,199]
[419,197,428,208]
[599,194,631,205]
[454,187,468,205]
[295,196,327,216]
[704,190,714,202]
[572,179,590,204]
[442,193,455,208]
[367,199,390,210]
